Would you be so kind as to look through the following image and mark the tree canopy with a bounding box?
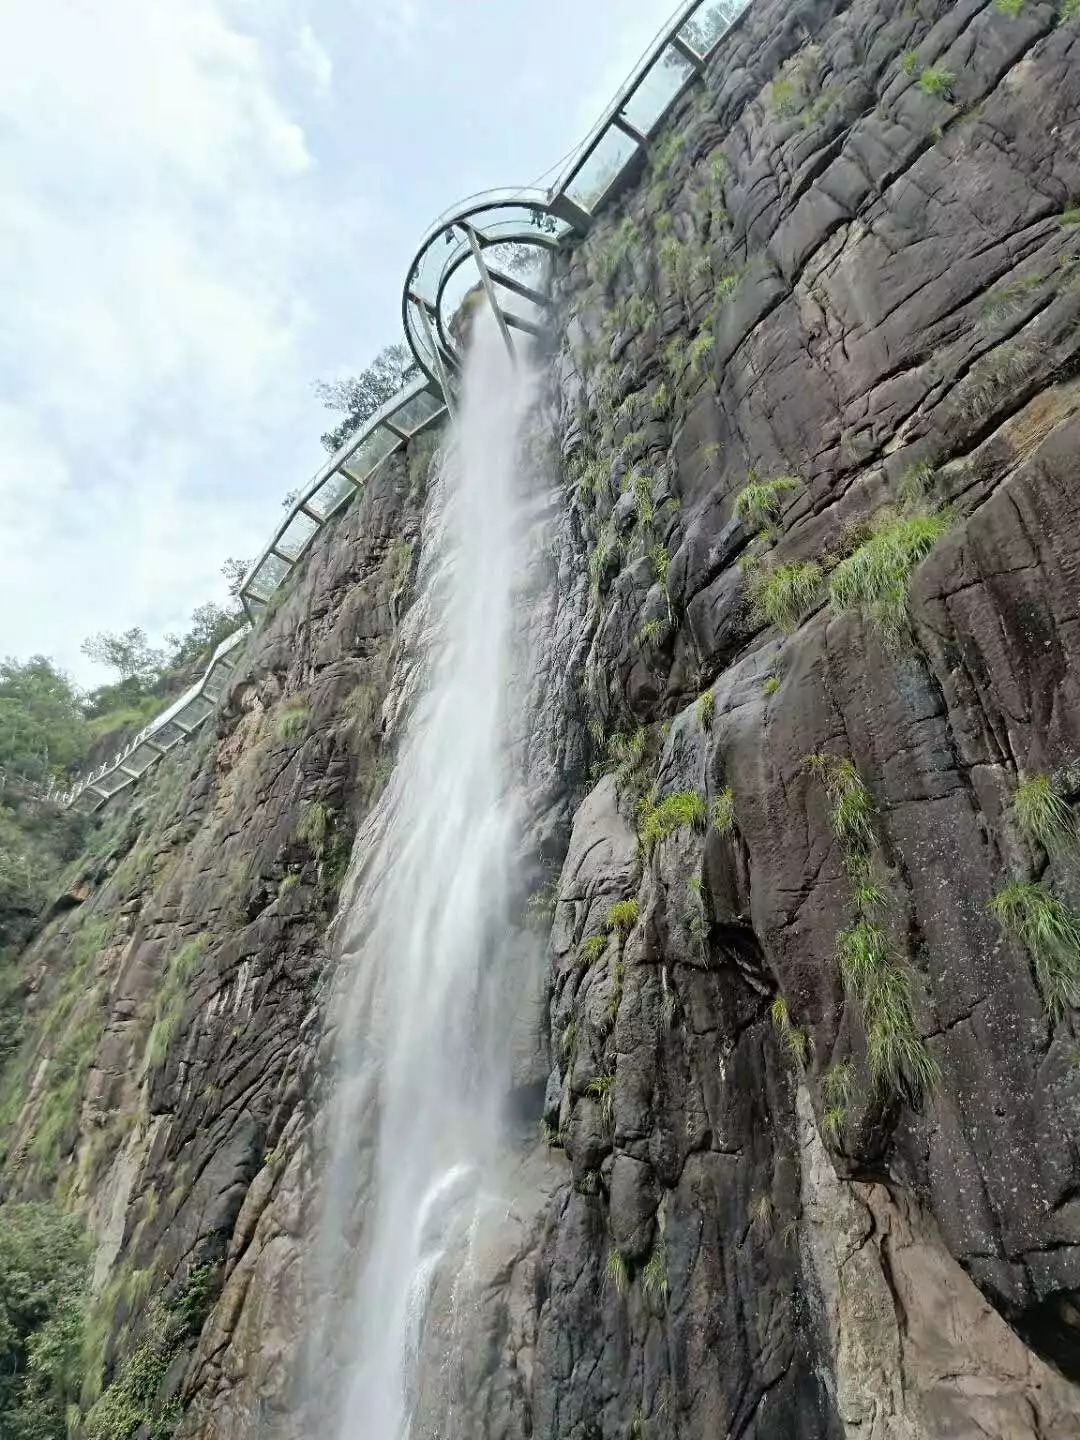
[0,1202,90,1440]
[315,343,418,456]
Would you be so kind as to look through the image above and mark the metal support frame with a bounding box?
[670,34,705,71]
[483,265,551,309]
[412,295,457,419]
[611,113,649,148]
[464,225,517,361]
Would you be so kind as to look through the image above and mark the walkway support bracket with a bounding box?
[464,226,517,362]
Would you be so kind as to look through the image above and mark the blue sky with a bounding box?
[0,0,678,684]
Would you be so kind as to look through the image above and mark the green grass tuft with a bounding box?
[990,882,1080,1018]
[1060,206,1080,227]
[276,700,310,742]
[994,0,1025,14]
[901,50,920,75]
[588,1073,616,1129]
[580,933,608,965]
[1062,0,1080,21]
[1014,773,1077,853]
[837,923,939,1099]
[749,561,823,633]
[697,690,716,731]
[809,755,875,853]
[770,995,809,1064]
[607,899,640,934]
[733,475,803,530]
[606,1246,630,1296]
[829,512,950,646]
[763,674,780,696]
[919,66,956,99]
[642,1243,668,1304]
[639,791,708,855]
[713,787,736,837]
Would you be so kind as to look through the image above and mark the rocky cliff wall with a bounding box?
[4,1,1080,1437]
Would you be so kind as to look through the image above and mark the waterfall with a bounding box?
[315,309,539,1440]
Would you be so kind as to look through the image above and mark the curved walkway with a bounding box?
[62,0,749,812]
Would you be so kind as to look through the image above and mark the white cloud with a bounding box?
[0,0,326,682]
[296,23,334,92]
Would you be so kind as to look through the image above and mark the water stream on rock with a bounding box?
[317,310,538,1440]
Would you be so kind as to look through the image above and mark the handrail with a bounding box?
[60,0,750,811]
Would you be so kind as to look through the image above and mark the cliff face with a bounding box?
[5,1,1080,1437]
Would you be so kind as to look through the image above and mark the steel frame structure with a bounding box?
[60,0,748,812]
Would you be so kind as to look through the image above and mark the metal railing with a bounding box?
[60,0,749,812]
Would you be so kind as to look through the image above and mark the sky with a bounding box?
[0,0,681,686]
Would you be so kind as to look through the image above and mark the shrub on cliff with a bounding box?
[0,1201,90,1439]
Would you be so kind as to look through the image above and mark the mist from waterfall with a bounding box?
[315,309,538,1440]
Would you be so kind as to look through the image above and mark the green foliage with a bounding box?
[297,802,331,859]
[763,675,780,696]
[823,1059,854,1108]
[589,523,620,596]
[0,658,90,783]
[821,1106,844,1146]
[687,329,715,377]
[990,882,1080,1018]
[632,472,655,529]
[580,934,608,966]
[605,728,652,806]
[748,561,823,633]
[810,756,875,853]
[733,475,803,530]
[147,934,208,1070]
[1062,0,1080,19]
[588,1073,616,1129]
[607,899,640,935]
[314,342,417,456]
[979,274,1042,327]
[994,0,1025,14]
[652,382,670,417]
[0,1202,90,1440]
[276,700,310,743]
[637,619,667,652]
[1014,773,1077,853]
[84,1300,181,1440]
[715,273,740,304]
[639,791,708,855]
[642,1243,668,1304]
[919,66,956,98]
[712,788,736,837]
[770,995,809,1064]
[649,545,670,593]
[606,1246,630,1296]
[901,50,920,75]
[837,923,940,1099]
[1063,206,1080,227]
[771,78,800,116]
[829,512,950,647]
[697,690,716,731]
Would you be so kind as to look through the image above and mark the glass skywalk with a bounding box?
[61,0,749,811]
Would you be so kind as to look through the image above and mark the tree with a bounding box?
[164,602,242,670]
[314,343,418,456]
[0,1202,90,1440]
[80,629,166,686]
[0,659,89,782]
[220,557,250,601]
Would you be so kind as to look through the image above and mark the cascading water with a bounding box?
[314,309,539,1440]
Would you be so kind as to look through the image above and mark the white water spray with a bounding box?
[317,310,538,1440]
